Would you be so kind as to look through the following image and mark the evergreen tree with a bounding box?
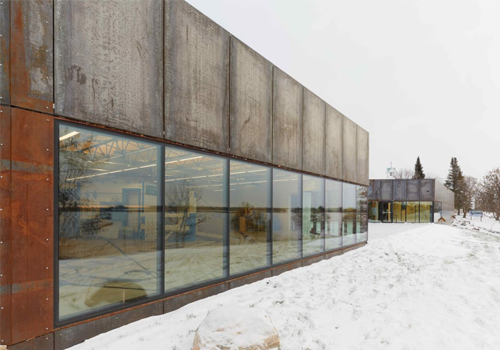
[413,157,425,179]
[444,157,465,214]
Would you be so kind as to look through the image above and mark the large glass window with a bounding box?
[303,176,325,256]
[356,186,368,242]
[393,201,406,223]
[229,161,271,275]
[272,170,301,264]
[368,201,379,221]
[342,183,356,246]
[58,124,161,320]
[420,201,433,223]
[325,180,342,250]
[406,202,419,223]
[164,147,226,292]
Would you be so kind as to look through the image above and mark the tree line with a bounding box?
[393,156,499,221]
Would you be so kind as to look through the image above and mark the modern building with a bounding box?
[0,0,369,349]
[368,179,455,223]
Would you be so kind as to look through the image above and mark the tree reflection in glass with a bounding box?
[343,183,357,246]
[303,176,325,256]
[325,179,342,250]
[229,161,271,275]
[164,147,226,292]
[58,124,161,321]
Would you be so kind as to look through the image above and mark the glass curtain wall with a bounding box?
[369,201,379,221]
[420,202,433,223]
[57,122,369,322]
[272,170,302,264]
[343,183,357,245]
[229,161,271,275]
[58,125,161,321]
[164,147,226,292]
[392,202,406,222]
[406,202,419,223]
[325,180,342,250]
[302,176,325,256]
[356,186,368,242]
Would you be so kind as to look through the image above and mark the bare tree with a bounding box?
[393,168,414,179]
[460,176,478,218]
[477,168,500,220]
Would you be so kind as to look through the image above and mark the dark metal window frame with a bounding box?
[53,120,368,327]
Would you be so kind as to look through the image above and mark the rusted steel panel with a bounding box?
[0,106,12,346]
[164,283,228,314]
[325,105,343,179]
[10,108,54,343]
[302,255,323,267]
[272,261,302,277]
[272,67,303,170]
[0,0,10,106]
[324,250,343,260]
[356,126,369,186]
[55,0,163,138]
[342,117,357,183]
[230,38,272,163]
[228,270,272,290]
[55,302,163,350]
[165,0,230,152]
[9,333,53,350]
[10,0,53,113]
[303,89,326,175]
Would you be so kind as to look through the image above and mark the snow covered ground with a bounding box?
[70,221,500,350]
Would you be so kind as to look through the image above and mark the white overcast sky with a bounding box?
[187,0,500,180]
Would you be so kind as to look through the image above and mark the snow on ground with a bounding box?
[70,221,500,350]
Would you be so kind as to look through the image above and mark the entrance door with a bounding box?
[378,202,392,223]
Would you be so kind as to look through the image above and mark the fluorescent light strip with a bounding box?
[165,156,203,165]
[59,131,80,141]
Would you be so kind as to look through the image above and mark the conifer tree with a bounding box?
[445,157,465,214]
[413,157,425,179]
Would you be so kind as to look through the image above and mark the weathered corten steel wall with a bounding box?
[325,105,343,179]
[165,0,230,153]
[9,109,54,344]
[0,1,10,106]
[230,37,273,163]
[369,179,448,202]
[302,89,326,175]
[2,0,370,347]
[272,67,303,170]
[342,117,358,183]
[10,0,53,113]
[54,0,163,137]
[0,105,12,345]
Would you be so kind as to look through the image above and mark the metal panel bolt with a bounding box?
[46,267,49,270]
[46,298,49,301]
[46,148,49,151]
[46,208,49,211]
[46,238,49,242]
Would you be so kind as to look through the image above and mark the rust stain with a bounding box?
[10,0,53,113]
[7,108,54,344]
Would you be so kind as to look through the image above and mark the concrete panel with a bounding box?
[356,126,369,185]
[55,0,163,137]
[165,0,229,152]
[393,179,407,201]
[0,106,11,346]
[272,67,303,170]
[228,270,272,289]
[407,179,420,201]
[10,109,54,343]
[10,0,53,113]
[0,0,9,106]
[342,117,357,183]
[230,38,272,163]
[420,179,434,201]
[325,105,343,179]
[164,283,228,313]
[380,180,393,201]
[302,89,326,175]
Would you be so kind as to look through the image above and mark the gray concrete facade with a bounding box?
[302,89,326,175]
[54,0,164,137]
[165,0,230,152]
[3,0,369,186]
[272,68,303,170]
